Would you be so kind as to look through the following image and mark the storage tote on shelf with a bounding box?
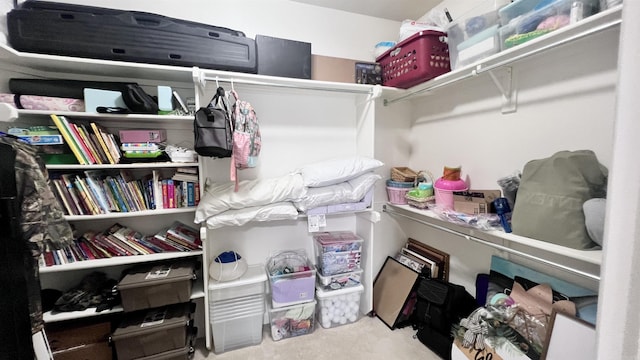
[313,231,363,276]
[446,0,511,70]
[110,302,195,360]
[266,250,316,308]
[316,284,364,329]
[386,179,415,205]
[498,0,601,50]
[376,30,450,89]
[116,260,197,312]
[208,264,266,354]
[268,300,316,341]
[316,267,363,291]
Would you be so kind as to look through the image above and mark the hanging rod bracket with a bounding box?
[487,66,517,114]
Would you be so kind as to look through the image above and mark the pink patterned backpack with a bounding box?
[230,90,261,190]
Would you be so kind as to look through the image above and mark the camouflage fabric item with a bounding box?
[1,137,74,334]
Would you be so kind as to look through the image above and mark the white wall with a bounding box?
[6,0,402,62]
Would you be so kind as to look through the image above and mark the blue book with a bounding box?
[106,176,129,212]
[84,171,110,213]
[187,182,195,207]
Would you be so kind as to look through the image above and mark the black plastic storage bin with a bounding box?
[7,1,257,73]
[110,302,195,360]
[117,260,197,313]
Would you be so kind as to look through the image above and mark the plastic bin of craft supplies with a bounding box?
[498,0,601,50]
[266,250,316,308]
[445,0,511,70]
[316,284,364,329]
[375,30,450,89]
[313,231,363,276]
[316,267,363,291]
[268,300,316,341]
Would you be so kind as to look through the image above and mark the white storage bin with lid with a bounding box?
[316,284,364,329]
[211,310,264,354]
[208,264,267,354]
[208,264,267,302]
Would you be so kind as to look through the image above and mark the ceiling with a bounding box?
[290,0,441,22]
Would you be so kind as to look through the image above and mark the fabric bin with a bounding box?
[117,260,196,312]
[110,303,194,360]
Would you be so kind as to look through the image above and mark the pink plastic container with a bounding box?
[434,178,467,209]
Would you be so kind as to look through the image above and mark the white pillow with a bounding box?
[194,173,306,223]
[205,202,299,229]
[296,156,383,188]
[294,172,381,212]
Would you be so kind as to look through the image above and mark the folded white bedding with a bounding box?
[194,173,306,224]
[205,202,299,229]
[293,172,381,212]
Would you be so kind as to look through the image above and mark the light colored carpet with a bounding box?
[193,315,441,360]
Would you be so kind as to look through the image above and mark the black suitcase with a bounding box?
[7,1,257,73]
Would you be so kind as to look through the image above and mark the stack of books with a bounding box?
[39,221,202,267]
[50,168,200,215]
[50,114,122,165]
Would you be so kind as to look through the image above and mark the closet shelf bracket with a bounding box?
[487,66,517,114]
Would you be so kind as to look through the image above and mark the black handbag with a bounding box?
[194,87,233,158]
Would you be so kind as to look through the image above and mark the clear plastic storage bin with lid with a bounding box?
[445,0,511,70]
[498,0,601,50]
[268,300,316,341]
[313,231,363,276]
[316,267,363,291]
[266,250,316,308]
[316,284,364,329]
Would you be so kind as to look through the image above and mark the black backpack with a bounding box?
[411,273,478,360]
[194,87,233,158]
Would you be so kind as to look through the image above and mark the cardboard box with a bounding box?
[311,55,357,83]
[453,190,502,214]
[53,342,112,360]
[46,320,111,353]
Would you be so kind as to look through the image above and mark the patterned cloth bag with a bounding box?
[230,89,261,190]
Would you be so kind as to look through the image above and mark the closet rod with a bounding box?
[383,205,600,281]
[199,75,374,95]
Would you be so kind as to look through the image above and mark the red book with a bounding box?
[78,241,96,260]
[68,122,96,164]
[162,180,169,209]
[146,235,182,252]
[167,179,175,208]
[43,251,55,267]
